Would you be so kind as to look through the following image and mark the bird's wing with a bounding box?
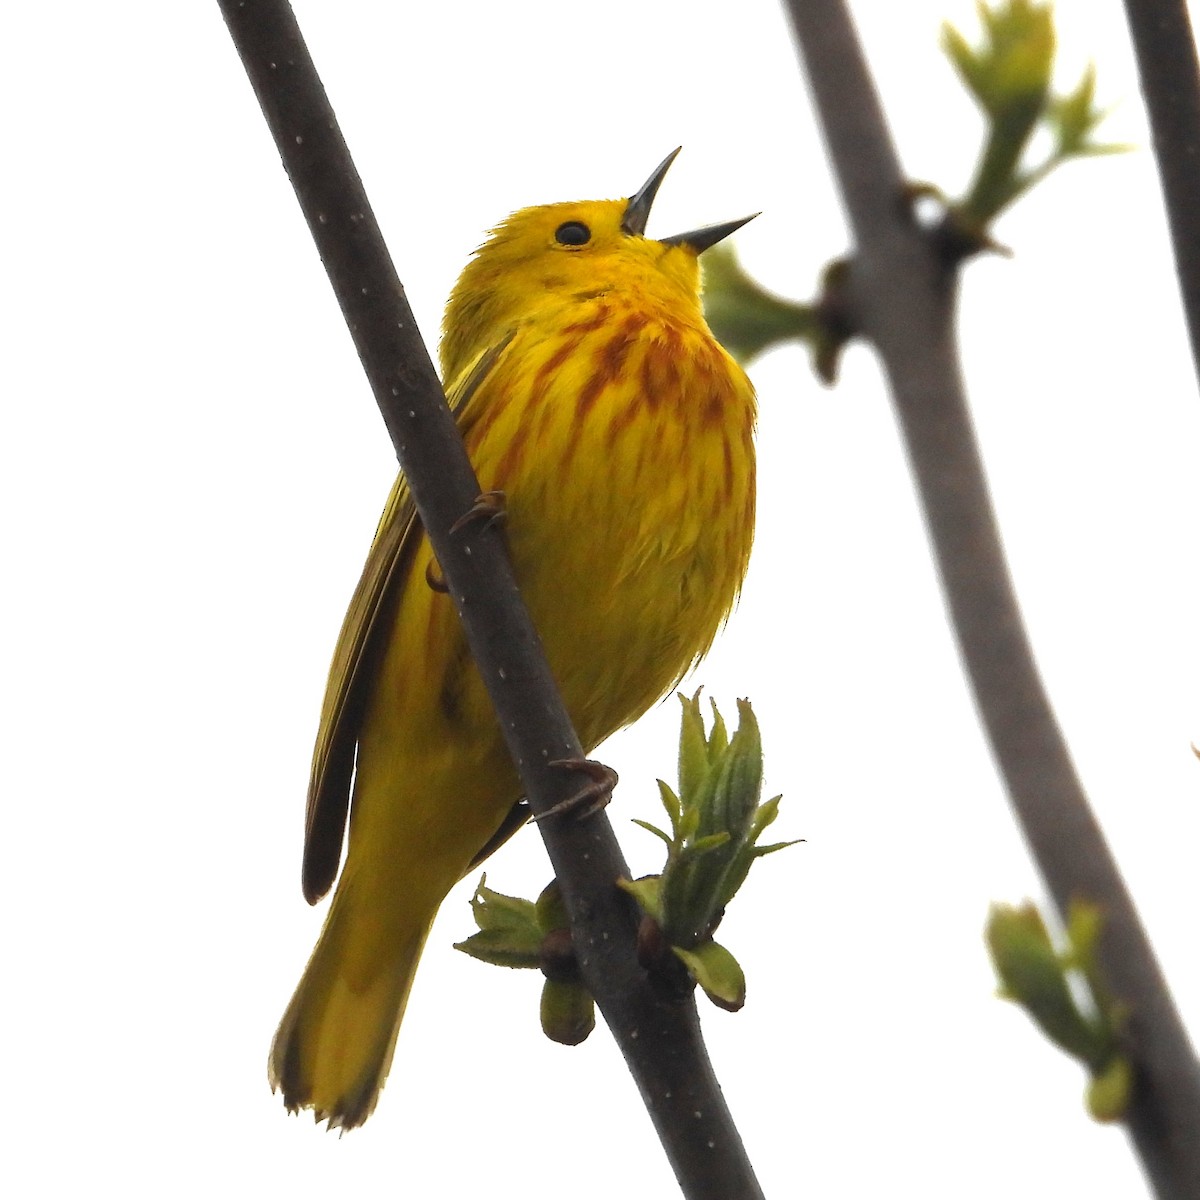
[300,334,516,903]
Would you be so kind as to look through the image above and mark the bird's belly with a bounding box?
[352,317,754,867]
[495,416,749,751]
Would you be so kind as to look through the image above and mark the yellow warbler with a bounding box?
[269,150,758,1129]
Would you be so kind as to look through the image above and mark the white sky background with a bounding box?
[3,1,1198,1196]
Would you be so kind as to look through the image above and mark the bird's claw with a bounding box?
[534,758,619,821]
[425,558,449,593]
[450,490,507,535]
[427,491,507,591]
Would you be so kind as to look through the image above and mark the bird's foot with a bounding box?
[425,558,449,593]
[450,490,507,535]
[535,758,619,821]
[426,491,507,592]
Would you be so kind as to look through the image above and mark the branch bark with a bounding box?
[782,1,1200,1196]
[1120,0,1200,392]
[215,2,761,1196]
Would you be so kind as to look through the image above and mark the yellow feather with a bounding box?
[270,169,757,1129]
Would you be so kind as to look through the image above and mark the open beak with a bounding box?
[621,148,758,252]
[621,147,681,236]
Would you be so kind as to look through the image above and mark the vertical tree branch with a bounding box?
[782,1,1200,1196]
[1121,0,1200,391]
[215,2,762,1195]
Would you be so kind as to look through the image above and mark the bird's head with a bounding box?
[440,150,756,380]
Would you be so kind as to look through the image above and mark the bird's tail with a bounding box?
[268,872,435,1130]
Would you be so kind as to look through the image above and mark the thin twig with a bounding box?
[214,2,762,1195]
[1120,0,1200,392]
[782,1,1200,1196]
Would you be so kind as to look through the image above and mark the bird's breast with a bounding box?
[464,300,757,746]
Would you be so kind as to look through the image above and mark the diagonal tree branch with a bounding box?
[1120,0,1200,393]
[215,2,761,1196]
[781,1,1200,1196]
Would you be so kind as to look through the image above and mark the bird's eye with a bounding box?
[554,221,591,247]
